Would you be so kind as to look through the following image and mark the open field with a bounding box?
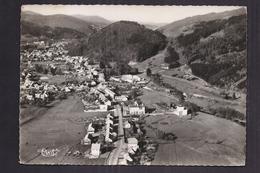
[139,86,178,109]
[143,112,245,166]
[137,68,246,115]
[20,95,108,165]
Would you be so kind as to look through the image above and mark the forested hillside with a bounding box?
[82,21,167,64]
[174,14,247,90]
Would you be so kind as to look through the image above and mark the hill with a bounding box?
[158,7,246,38]
[21,20,87,40]
[21,11,97,36]
[135,12,247,91]
[73,15,111,29]
[82,21,167,63]
[175,14,247,90]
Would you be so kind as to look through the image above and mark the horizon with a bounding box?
[21,5,244,24]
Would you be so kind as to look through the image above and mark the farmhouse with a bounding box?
[172,105,188,117]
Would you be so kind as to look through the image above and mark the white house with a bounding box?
[90,143,100,158]
[172,105,188,117]
[98,73,105,82]
[127,137,139,154]
[90,81,97,86]
[87,123,95,134]
[104,88,115,99]
[129,105,145,115]
[104,100,112,106]
[99,104,108,111]
[107,113,114,119]
[106,118,113,125]
[110,77,121,82]
[115,95,128,102]
[121,75,141,83]
[124,121,131,129]
[82,133,91,145]
[118,152,133,165]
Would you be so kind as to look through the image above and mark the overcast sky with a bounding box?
[22,5,244,24]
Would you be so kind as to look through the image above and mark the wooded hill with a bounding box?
[82,21,167,64]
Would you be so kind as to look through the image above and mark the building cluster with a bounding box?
[110,74,147,84]
[123,101,146,117]
[170,105,188,117]
[21,39,192,164]
[21,41,69,62]
[82,112,119,158]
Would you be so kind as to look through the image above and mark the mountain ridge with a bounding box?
[158,7,246,38]
[21,11,99,35]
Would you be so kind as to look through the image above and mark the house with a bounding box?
[99,104,108,111]
[129,104,145,116]
[110,77,121,82]
[172,105,188,117]
[82,133,91,145]
[127,137,139,154]
[115,95,128,102]
[98,73,105,82]
[161,63,169,70]
[104,100,112,106]
[90,81,97,86]
[123,101,145,116]
[104,88,115,99]
[87,123,95,134]
[99,92,107,102]
[107,113,114,119]
[121,75,141,83]
[124,121,131,129]
[90,143,101,158]
[118,152,133,165]
[106,118,113,125]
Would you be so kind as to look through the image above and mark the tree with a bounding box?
[184,102,200,118]
[152,73,163,86]
[50,67,56,75]
[35,64,44,73]
[169,62,180,69]
[99,61,106,69]
[88,58,95,65]
[146,68,152,76]
[164,46,179,64]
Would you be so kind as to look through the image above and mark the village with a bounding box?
[20,39,197,165]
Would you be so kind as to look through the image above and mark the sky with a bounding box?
[22,5,244,24]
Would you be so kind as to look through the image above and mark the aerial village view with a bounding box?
[20,5,247,165]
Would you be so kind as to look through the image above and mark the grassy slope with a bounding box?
[145,113,245,165]
[20,95,107,165]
